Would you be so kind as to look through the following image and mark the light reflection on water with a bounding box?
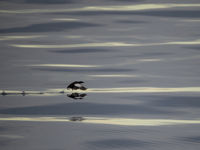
[1,3,200,14]
[88,74,138,77]
[27,64,100,68]
[0,35,45,41]
[48,87,200,94]
[10,39,200,48]
[0,90,60,96]
[52,18,79,21]
[1,87,200,96]
[87,87,200,93]
[1,116,200,126]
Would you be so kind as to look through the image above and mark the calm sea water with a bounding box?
[1,0,200,149]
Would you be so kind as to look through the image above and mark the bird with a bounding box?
[67,81,87,91]
[69,117,85,121]
[21,91,26,96]
[1,91,7,96]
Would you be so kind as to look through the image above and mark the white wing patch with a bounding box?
[74,83,82,87]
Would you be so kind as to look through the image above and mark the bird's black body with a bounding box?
[69,117,85,121]
[21,91,26,96]
[67,81,87,90]
[1,91,7,96]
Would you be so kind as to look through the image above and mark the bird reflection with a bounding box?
[69,116,85,122]
[67,93,87,100]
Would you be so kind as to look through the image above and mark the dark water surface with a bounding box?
[1,0,200,149]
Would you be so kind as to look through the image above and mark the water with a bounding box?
[1,0,200,149]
